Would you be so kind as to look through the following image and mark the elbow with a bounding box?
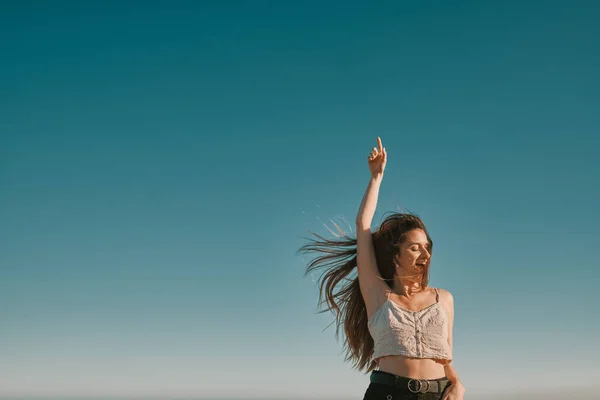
[355,220,371,231]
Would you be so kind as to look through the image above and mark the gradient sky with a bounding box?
[1,1,599,398]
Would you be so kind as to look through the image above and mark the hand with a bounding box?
[441,381,465,400]
[368,137,387,177]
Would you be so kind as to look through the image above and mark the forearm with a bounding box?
[444,363,462,384]
[356,174,383,228]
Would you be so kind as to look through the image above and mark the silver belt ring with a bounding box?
[422,380,431,392]
[408,378,431,393]
[407,379,421,393]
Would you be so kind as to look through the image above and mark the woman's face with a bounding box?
[396,229,431,273]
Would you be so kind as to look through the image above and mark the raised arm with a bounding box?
[356,137,390,317]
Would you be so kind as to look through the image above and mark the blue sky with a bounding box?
[1,1,599,398]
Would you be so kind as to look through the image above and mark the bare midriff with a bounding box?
[377,355,447,380]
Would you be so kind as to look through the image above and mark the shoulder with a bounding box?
[435,287,454,302]
[435,287,454,313]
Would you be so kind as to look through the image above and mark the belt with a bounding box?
[370,371,450,394]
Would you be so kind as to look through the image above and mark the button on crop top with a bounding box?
[367,288,452,363]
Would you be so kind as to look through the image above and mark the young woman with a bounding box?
[299,138,466,399]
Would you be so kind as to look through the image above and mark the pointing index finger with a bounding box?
[377,137,383,152]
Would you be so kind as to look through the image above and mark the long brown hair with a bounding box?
[298,212,433,372]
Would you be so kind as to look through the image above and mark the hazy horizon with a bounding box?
[1,387,599,400]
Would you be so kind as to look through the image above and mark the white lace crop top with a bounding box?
[367,288,452,363]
